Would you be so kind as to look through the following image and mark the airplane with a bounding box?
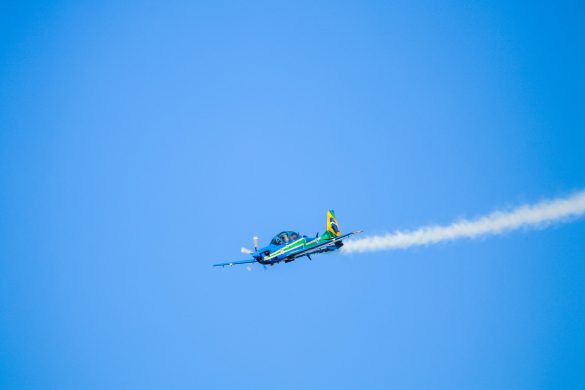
[213,210,361,268]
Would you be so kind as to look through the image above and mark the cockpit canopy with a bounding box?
[270,231,300,246]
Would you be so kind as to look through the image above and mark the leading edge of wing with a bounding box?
[213,259,257,267]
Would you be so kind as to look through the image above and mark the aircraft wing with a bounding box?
[287,230,362,260]
[213,259,257,267]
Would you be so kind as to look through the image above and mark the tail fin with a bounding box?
[323,209,341,239]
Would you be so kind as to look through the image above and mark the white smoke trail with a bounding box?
[342,190,585,254]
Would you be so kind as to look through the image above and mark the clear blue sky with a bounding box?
[1,1,584,389]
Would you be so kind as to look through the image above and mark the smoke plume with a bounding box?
[342,190,585,254]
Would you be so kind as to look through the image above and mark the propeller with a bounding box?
[241,236,260,255]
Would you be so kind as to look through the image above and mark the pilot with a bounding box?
[282,234,289,244]
[290,232,298,240]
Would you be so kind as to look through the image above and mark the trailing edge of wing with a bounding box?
[213,259,257,267]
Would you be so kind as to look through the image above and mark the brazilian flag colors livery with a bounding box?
[213,210,362,268]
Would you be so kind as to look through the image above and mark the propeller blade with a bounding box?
[241,247,254,255]
[253,236,259,251]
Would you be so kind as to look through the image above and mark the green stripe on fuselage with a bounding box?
[264,236,329,261]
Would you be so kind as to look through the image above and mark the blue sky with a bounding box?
[1,1,584,388]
